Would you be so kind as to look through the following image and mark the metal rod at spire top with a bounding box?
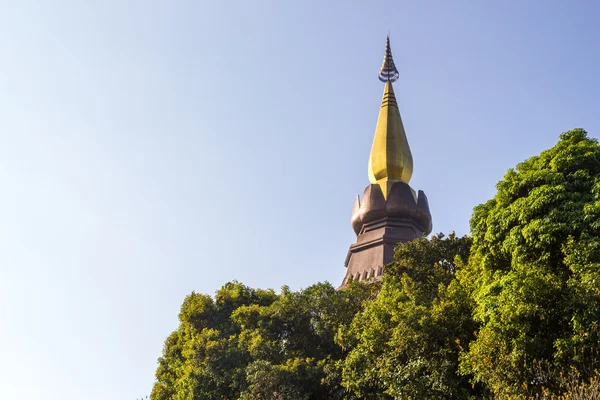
[378,36,399,83]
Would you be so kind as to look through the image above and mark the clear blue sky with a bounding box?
[0,1,598,399]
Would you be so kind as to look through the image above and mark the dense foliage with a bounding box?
[151,281,376,400]
[151,129,600,399]
[459,128,600,398]
[338,233,480,399]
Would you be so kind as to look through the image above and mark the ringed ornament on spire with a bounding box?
[378,36,399,83]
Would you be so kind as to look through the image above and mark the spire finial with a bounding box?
[378,36,399,83]
[368,35,413,198]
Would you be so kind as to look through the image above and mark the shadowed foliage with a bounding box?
[338,233,483,399]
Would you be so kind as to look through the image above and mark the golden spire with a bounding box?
[367,36,413,199]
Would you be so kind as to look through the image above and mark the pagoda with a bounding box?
[341,37,432,288]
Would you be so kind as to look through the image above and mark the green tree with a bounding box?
[459,129,600,398]
[339,233,481,399]
[151,283,276,400]
[235,282,374,399]
[151,281,373,399]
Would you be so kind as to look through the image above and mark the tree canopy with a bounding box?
[338,233,480,399]
[459,128,600,398]
[151,281,376,400]
[150,128,600,399]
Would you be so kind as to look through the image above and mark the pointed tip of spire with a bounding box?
[378,36,399,83]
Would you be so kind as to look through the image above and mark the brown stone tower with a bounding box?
[341,37,432,288]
